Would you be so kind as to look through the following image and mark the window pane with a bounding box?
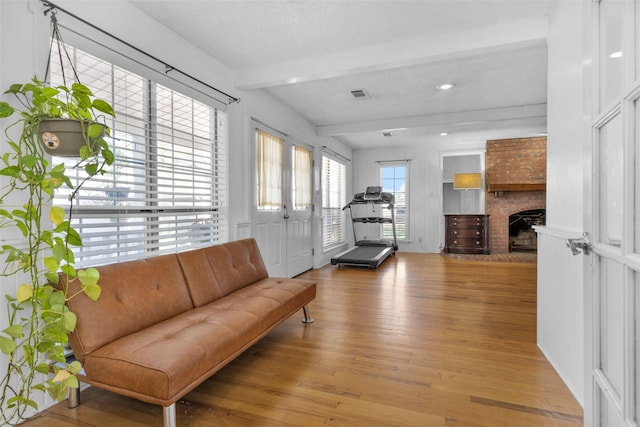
[256,129,283,210]
[322,156,346,248]
[597,113,623,247]
[600,0,624,110]
[380,164,407,240]
[50,43,226,265]
[292,145,312,210]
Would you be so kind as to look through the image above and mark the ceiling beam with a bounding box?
[316,103,547,137]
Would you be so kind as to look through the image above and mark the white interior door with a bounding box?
[584,1,640,426]
[252,125,313,278]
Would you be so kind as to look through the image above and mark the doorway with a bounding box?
[252,123,314,278]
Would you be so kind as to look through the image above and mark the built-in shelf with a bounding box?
[487,183,546,193]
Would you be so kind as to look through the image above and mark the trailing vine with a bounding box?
[0,77,114,425]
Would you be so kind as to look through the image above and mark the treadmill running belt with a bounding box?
[331,245,395,268]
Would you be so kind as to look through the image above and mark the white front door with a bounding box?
[252,124,313,278]
[584,1,640,425]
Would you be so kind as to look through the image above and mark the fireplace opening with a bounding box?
[509,209,546,252]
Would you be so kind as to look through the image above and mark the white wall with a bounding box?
[536,0,586,406]
[0,0,350,417]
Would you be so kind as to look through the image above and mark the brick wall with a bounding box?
[485,137,547,253]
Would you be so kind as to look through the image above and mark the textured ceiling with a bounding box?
[130,0,552,149]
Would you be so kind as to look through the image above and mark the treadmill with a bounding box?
[331,186,398,268]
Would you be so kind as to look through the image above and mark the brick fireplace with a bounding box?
[485,136,547,254]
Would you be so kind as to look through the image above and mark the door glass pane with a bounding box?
[257,129,283,210]
[598,257,624,400]
[598,113,623,246]
[600,0,624,110]
[292,146,312,210]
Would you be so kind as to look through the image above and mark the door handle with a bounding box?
[566,232,591,256]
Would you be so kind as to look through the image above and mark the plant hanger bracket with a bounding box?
[44,8,81,87]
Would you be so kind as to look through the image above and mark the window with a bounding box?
[322,155,346,248]
[292,145,312,210]
[50,44,227,265]
[256,129,283,210]
[380,162,408,240]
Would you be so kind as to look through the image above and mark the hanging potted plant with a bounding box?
[0,16,115,426]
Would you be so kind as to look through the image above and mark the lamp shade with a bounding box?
[453,173,482,190]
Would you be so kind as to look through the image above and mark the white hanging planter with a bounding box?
[38,118,105,157]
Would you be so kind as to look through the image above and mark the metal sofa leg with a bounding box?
[68,386,80,408]
[302,305,314,323]
[163,403,176,427]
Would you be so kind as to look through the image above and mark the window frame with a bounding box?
[379,161,409,242]
[321,154,347,250]
[50,43,228,266]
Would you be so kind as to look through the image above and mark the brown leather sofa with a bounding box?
[62,238,316,427]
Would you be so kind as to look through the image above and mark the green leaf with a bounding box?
[3,324,24,339]
[0,336,16,354]
[48,291,66,307]
[62,311,77,331]
[0,101,14,118]
[20,155,36,169]
[41,86,60,98]
[71,82,93,95]
[82,283,101,301]
[44,256,60,272]
[35,363,51,374]
[74,92,92,109]
[63,374,79,389]
[78,268,100,285]
[4,83,23,94]
[85,162,98,176]
[68,361,82,375]
[16,284,33,303]
[66,227,83,246]
[92,99,115,117]
[49,206,66,227]
[0,165,21,178]
[87,123,105,139]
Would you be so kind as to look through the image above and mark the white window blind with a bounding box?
[322,155,346,248]
[256,129,283,210]
[292,145,312,210]
[49,44,227,265]
[380,162,408,240]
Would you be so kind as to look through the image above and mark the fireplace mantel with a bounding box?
[487,183,546,195]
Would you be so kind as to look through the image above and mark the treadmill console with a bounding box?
[363,186,383,200]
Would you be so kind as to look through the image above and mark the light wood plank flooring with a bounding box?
[22,253,583,426]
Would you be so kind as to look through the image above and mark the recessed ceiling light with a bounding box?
[436,83,455,90]
[440,132,448,136]
[609,51,623,58]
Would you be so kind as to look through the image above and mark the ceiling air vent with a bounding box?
[349,89,369,99]
[382,131,394,138]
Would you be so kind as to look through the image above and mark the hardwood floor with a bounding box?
[22,253,583,426]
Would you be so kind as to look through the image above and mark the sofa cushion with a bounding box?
[80,277,316,404]
[65,254,194,361]
[177,238,269,307]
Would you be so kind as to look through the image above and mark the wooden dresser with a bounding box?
[444,214,490,254]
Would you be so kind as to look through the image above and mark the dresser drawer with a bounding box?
[449,237,484,247]
[449,216,485,227]
[449,228,483,238]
